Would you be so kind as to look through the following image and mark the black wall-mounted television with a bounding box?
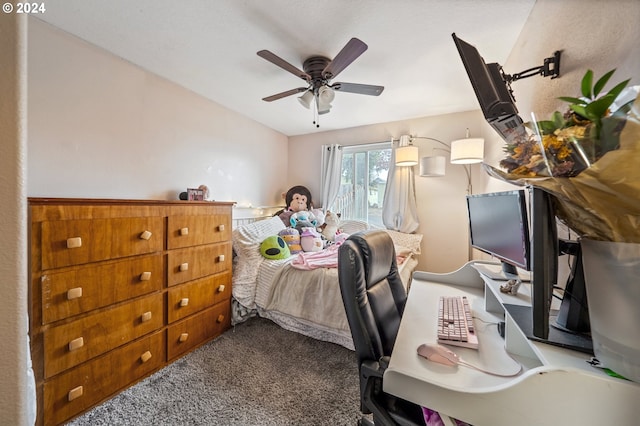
[452,33,525,142]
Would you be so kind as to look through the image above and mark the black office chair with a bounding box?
[338,230,425,426]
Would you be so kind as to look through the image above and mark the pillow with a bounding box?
[232,216,286,307]
[233,216,286,257]
[383,229,423,255]
[340,219,370,235]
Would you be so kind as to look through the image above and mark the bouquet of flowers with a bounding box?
[486,69,640,243]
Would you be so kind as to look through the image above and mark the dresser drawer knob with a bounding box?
[217,284,225,293]
[180,298,189,307]
[141,311,152,322]
[179,227,189,236]
[140,351,152,363]
[217,314,225,323]
[68,337,84,351]
[66,237,82,249]
[179,263,189,272]
[139,230,153,240]
[179,333,189,342]
[139,271,152,281]
[217,254,225,262]
[67,287,83,300]
[68,386,83,402]
[218,224,225,232]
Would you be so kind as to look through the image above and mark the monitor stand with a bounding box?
[503,304,593,354]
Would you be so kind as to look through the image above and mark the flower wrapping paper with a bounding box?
[486,91,640,243]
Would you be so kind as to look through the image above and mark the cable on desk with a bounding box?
[458,355,522,378]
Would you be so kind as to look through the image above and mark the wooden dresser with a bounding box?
[28,198,234,426]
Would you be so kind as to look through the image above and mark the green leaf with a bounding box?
[581,70,594,98]
[585,94,616,119]
[605,78,631,101]
[536,120,558,134]
[558,96,586,105]
[593,69,616,98]
[552,111,566,128]
[570,104,590,120]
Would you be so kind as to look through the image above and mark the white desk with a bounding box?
[384,262,640,426]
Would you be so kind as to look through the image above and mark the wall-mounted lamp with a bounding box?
[450,136,485,164]
[419,156,446,177]
[395,135,419,166]
[394,130,485,193]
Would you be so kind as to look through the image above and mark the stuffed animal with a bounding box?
[300,227,323,252]
[310,208,325,228]
[260,235,291,260]
[321,210,341,241]
[278,228,302,254]
[277,185,313,227]
[289,211,318,231]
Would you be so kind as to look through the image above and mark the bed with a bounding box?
[231,216,423,349]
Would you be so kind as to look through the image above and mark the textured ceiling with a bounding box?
[35,0,536,136]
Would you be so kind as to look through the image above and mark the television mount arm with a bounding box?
[502,50,562,83]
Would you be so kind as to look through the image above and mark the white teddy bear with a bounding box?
[321,210,341,242]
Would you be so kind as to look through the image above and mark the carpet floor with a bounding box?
[66,317,363,426]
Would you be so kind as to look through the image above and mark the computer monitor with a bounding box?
[466,189,530,278]
[525,187,592,353]
[467,187,592,354]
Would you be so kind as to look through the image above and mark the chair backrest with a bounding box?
[338,230,407,365]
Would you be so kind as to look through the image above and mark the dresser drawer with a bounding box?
[43,293,164,378]
[167,242,231,286]
[167,215,231,249]
[43,330,165,426]
[167,272,231,323]
[40,217,164,269]
[41,254,163,324]
[167,303,230,361]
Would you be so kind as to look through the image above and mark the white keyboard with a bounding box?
[437,296,479,349]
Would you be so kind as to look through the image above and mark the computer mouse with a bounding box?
[417,343,460,366]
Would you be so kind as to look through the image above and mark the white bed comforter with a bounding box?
[232,216,422,349]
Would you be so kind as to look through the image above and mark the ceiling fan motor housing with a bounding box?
[303,56,332,91]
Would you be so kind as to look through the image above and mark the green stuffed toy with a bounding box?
[260,235,291,260]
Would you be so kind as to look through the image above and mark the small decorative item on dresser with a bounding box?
[187,188,204,201]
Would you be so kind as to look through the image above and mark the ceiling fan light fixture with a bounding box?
[318,85,335,104]
[298,90,313,109]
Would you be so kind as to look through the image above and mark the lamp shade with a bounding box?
[450,138,484,164]
[318,85,335,104]
[395,145,419,167]
[298,90,313,109]
[419,156,446,176]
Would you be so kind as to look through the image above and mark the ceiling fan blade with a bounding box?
[262,87,308,102]
[332,82,384,96]
[322,38,368,80]
[257,50,310,82]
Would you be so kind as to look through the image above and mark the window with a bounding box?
[335,142,391,227]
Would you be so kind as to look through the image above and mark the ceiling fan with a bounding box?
[257,38,384,127]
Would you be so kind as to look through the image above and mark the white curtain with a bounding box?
[382,139,419,233]
[320,144,343,211]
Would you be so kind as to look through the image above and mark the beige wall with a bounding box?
[28,19,289,209]
[0,13,36,426]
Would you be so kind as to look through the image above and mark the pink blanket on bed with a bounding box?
[290,243,407,270]
[290,244,340,270]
